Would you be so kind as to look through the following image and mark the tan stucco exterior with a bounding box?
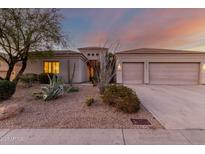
[2,47,205,85]
[0,48,108,83]
[24,51,89,83]
[78,47,108,63]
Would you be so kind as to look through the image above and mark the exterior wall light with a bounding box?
[117,63,122,71]
[203,64,205,71]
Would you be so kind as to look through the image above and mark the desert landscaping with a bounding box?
[0,84,162,129]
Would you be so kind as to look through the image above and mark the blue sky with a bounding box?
[60,8,205,51]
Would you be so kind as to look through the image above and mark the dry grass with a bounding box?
[0,84,163,129]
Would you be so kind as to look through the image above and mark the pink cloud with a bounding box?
[118,9,205,50]
[64,9,205,51]
[85,31,108,46]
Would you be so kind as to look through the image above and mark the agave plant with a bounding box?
[41,75,64,101]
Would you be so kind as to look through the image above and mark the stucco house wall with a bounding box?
[0,48,106,83]
[78,47,108,61]
[25,59,42,75]
[0,59,8,78]
[67,58,87,83]
[24,51,89,83]
[79,59,88,82]
[25,58,88,83]
[4,47,204,85]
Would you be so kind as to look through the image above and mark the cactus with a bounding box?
[69,63,76,87]
[41,75,64,101]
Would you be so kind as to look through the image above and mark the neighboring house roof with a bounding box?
[78,47,109,51]
[116,48,205,54]
[51,50,81,55]
[52,50,88,61]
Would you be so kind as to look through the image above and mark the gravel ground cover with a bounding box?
[0,84,163,129]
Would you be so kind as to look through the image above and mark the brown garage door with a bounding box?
[149,62,199,85]
[122,62,144,84]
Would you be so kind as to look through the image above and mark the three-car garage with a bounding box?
[116,48,205,85]
[122,62,200,85]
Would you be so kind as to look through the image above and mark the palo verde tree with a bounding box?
[0,8,66,84]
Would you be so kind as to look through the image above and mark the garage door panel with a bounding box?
[123,63,143,84]
[150,63,199,85]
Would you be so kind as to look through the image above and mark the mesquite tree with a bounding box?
[0,9,66,84]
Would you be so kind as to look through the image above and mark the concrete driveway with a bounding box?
[127,85,205,129]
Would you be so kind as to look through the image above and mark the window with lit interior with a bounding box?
[44,61,60,74]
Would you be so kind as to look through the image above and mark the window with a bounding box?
[44,61,60,74]
[96,53,99,56]
[92,53,95,56]
[87,53,90,56]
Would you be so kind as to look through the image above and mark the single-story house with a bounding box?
[116,48,205,85]
[1,47,205,85]
[0,47,108,83]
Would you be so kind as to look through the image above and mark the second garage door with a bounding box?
[149,62,199,85]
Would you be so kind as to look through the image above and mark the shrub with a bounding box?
[65,86,79,93]
[91,76,97,86]
[39,73,54,84]
[101,84,140,113]
[85,97,94,106]
[32,91,43,100]
[19,73,38,87]
[0,80,16,101]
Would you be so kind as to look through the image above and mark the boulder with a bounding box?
[0,103,24,120]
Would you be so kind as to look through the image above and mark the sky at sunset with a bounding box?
[60,8,205,51]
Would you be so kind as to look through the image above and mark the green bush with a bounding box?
[0,80,16,101]
[91,76,97,86]
[19,73,38,87]
[39,73,54,84]
[101,84,140,113]
[27,73,38,81]
[85,96,94,106]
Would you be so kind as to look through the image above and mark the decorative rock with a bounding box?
[0,104,24,120]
